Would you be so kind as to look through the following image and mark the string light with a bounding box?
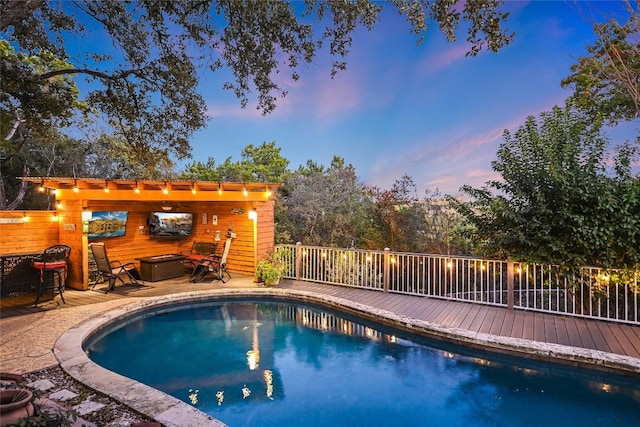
[218,182,223,195]
[104,180,110,193]
[163,181,169,195]
[191,182,197,195]
[73,179,79,193]
[134,180,140,194]
[242,185,248,197]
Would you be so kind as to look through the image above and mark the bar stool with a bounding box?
[31,244,71,306]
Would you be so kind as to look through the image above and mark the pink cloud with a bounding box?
[418,44,469,75]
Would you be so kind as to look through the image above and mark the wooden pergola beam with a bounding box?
[20,177,278,202]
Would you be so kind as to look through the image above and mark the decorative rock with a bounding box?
[72,400,105,415]
[26,378,56,391]
[48,388,78,401]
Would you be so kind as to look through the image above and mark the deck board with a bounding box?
[522,311,535,340]
[553,316,572,347]
[510,310,525,339]
[544,315,558,343]
[489,309,507,336]
[619,325,640,357]
[596,322,626,355]
[449,303,474,329]
[468,305,491,332]
[457,304,482,330]
[574,319,598,350]
[564,317,585,348]
[499,310,516,337]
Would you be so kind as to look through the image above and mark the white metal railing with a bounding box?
[276,244,640,325]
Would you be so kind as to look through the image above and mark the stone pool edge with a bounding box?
[53,288,640,427]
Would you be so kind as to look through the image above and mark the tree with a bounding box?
[562,0,640,124]
[369,174,428,252]
[422,189,471,255]
[451,103,640,269]
[0,40,89,208]
[277,157,382,248]
[181,141,289,183]
[85,133,178,180]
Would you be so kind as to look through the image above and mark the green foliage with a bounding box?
[277,156,384,248]
[0,40,87,133]
[452,103,640,269]
[182,141,289,183]
[14,404,76,427]
[561,2,640,124]
[369,174,428,252]
[256,248,291,286]
[422,189,472,255]
[84,133,178,180]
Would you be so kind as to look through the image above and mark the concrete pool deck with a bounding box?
[2,276,640,426]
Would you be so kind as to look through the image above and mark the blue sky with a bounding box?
[183,1,638,196]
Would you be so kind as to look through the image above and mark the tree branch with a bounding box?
[38,67,140,81]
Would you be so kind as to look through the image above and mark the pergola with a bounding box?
[19,177,280,290]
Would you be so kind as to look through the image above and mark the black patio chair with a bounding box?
[190,238,232,283]
[90,242,143,293]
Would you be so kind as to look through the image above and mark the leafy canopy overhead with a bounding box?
[1,0,514,163]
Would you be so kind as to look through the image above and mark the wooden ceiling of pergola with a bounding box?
[21,177,280,202]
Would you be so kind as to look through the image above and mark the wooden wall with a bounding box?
[1,199,276,290]
[0,211,60,254]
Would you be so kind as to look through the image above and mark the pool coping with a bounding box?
[54,287,640,427]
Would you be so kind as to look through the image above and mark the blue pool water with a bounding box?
[85,299,640,427]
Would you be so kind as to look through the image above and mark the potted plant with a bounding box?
[0,388,34,427]
[255,249,290,286]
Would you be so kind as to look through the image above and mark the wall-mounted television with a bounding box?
[149,212,194,238]
[88,211,128,239]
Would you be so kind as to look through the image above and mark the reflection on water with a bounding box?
[86,301,640,427]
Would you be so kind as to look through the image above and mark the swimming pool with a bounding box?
[85,297,640,427]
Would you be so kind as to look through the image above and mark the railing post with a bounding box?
[383,247,390,293]
[507,260,514,310]
[295,242,302,281]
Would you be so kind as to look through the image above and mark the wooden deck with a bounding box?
[2,275,640,360]
[282,281,640,360]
